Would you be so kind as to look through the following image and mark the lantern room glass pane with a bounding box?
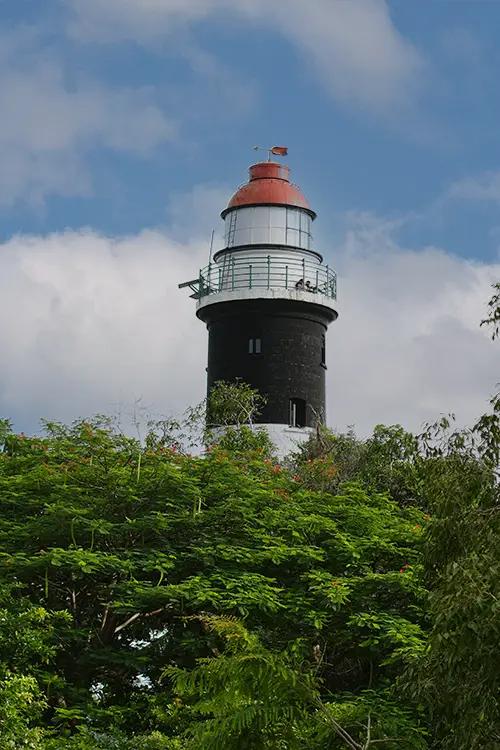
[252,227,268,243]
[269,206,286,228]
[225,205,312,248]
[233,227,251,246]
[286,208,300,230]
[253,207,270,227]
[286,228,300,246]
[269,226,285,244]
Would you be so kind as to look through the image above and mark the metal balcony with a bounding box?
[181,254,337,300]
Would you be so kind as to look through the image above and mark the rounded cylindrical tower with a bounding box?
[180,157,338,455]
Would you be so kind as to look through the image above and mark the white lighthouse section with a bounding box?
[255,423,316,461]
[194,160,337,310]
[197,198,337,312]
[207,423,315,461]
[213,203,324,295]
[224,206,312,249]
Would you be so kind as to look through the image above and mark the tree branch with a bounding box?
[312,696,362,750]
[114,607,165,634]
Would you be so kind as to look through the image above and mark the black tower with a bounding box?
[180,158,338,455]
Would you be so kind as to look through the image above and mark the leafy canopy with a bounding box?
[0,415,427,747]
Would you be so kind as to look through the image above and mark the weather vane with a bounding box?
[253,145,288,161]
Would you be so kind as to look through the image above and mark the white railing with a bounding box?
[197,254,337,299]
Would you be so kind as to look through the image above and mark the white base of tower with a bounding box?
[208,423,313,460]
[254,423,314,459]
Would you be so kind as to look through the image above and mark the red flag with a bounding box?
[271,146,288,156]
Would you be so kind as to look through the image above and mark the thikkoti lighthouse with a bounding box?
[180,153,338,455]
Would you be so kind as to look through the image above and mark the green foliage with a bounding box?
[44,729,184,750]
[0,673,46,749]
[481,281,500,339]
[145,380,268,453]
[0,585,69,748]
[167,616,427,750]
[1,287,498,748]
[166,616,318,750]
[0,418,11,450]
[214,424,275,457]
[0,584,69,676]
[405,395,500,749]
[291,424,422,507]
[0,415,426,746]
[206,379,266,427]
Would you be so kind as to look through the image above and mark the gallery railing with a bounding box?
[196,254,337,300]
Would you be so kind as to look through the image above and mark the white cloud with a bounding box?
[0,36,175,207]
[274,0,423,113]
[0,216,498,439]
[447,171,500,206]
[0,229,207,430]
[66,0,424,115]
[67,0,223,39]
[331,213,499,433]
[166,182,231,245]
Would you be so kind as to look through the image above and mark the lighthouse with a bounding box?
[180,153,338,456]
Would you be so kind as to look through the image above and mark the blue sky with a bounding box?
[0,0,499,436]
[2,0,500,256]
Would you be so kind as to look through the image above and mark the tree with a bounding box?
[146,380,270,455]
[291,424,423,507]
[167,616,427,750]
[206,379,274,455]
[404,396,500,749]
[0,673,46,749]
[0,583,67,749]
[206,379,267,428]
[403,279,500,748]
[481,281,500,339]
[0,417,427,746]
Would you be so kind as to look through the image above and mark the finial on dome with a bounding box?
[253,145,288,161]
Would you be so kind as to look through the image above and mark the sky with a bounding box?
[0,0,499,438]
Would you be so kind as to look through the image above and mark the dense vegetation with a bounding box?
[0,289,498,748]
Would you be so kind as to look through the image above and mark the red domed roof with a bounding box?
[221,162,315,218]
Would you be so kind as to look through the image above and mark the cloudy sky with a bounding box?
[1,0,499,437]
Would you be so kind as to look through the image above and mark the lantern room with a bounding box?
[220,162,316,252]
[179,158,337,304]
